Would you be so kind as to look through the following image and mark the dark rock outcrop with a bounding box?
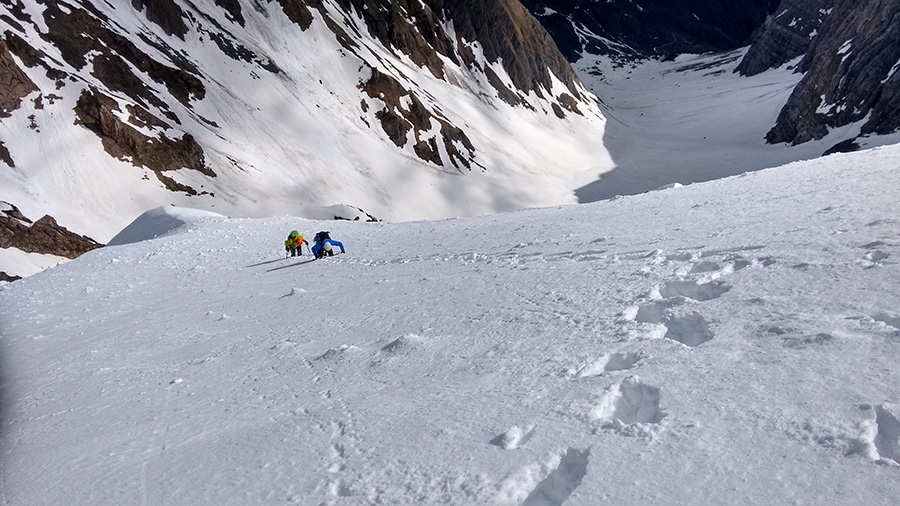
[0,37,36,117]
[0,271,21,283]
[214,0,245,26]
[318,1,585,104]
[441,0,584,100]
[1,211,103,260]
[333,0,456,80]
[359,68,476,170]
[3,0,587,177]
[736,0,834,76]
[270,0,586,165]
[274,0,316,30]
[40,3,205,106]
[766,0,900,145]
[131,0,190,39]
[0,140,12,166]
[74,88,215,186]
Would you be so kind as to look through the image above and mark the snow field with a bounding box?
[1,145,900,504]
[575,51,900,201]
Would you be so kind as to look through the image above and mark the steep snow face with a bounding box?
[0,0,610,240]
[1,144,899,504]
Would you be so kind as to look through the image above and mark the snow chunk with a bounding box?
[489,424,536,450]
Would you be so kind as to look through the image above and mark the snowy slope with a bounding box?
[575,50,900,201]
[1,144,899,504]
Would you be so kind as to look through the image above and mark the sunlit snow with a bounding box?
[1,144,899,505]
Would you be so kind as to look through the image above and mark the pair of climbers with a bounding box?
[283,230,345,259]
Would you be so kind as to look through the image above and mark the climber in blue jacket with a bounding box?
[311,231,345,259]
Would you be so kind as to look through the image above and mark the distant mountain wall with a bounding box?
[519,0,900,149]
[735,0,834,76]
[765,0,900,145]
[521,0,779,60]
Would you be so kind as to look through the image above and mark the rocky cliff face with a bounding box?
[735,0,834,76]
[441,0,584,101]
[521,0,779,60]
[766,0,900,146]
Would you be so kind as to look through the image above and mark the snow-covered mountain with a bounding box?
[523,0,900,151]
[0,0,610,272]
[1,143,899,505]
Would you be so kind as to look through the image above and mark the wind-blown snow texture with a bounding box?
[1,144,899,505]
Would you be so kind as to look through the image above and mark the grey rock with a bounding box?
[767,0,900,145]
[736,0,834,76]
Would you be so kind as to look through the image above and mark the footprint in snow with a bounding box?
[574,351,643,378]
[872,312,900,330]
[871,404,900,465]
[863,250,889,264]
[688,260,721,274]
[590,376,666,428]
[633,300,715,347]
[495,447,589,506]
[659,279,731,301]
[634,298,683,325]
[857,403,900,466]
[781,333,834,349]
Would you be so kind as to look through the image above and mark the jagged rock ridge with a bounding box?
[1,201,103,264]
